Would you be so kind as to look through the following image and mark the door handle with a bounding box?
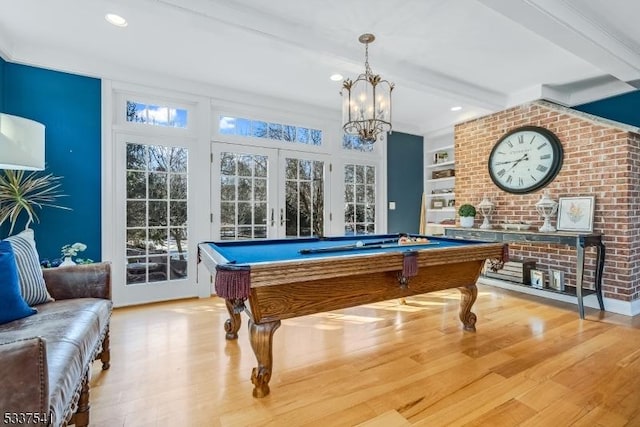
[270,208,275,227]
[280,208,284,226]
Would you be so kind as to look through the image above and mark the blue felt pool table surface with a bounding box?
[203,233,481,265]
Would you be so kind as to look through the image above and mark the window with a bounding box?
[342,134,374,152]
[126,143,188,283]
[344,164,376,234]
[126,101,188,128]
[219,115,322,146]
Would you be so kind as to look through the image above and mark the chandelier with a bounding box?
[341,33,394,144]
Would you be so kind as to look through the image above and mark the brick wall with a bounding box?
[454,100,640,302]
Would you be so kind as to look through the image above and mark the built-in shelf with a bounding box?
[425,193,454,198]
[426,207,456,213]
[426,160,455,169]
[424,132,456,230]
[426,176,455,183]
[427,144,454,153]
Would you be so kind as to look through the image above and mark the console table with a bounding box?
[444,227,605,319]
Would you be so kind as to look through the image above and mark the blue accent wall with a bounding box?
[574,90,640,127]
[3,63,101,262]
[387,131,424,234]
[0,56,5,111]
[0,56,5,238]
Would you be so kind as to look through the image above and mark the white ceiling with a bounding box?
[1,0,639,135]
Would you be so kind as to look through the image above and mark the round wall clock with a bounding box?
[488,126,563,194]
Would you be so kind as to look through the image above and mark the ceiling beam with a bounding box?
[478,0,640,87]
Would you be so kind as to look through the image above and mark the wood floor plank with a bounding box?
[355,410,411,427]
[89,285,640,426]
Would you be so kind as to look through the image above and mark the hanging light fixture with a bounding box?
[341,33,394,144]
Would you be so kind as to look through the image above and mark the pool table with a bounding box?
[198,234,505,398]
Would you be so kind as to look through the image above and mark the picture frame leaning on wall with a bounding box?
[557,196,595,232]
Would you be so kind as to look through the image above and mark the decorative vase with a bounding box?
[60,257,76,267]
[460,216,475,228]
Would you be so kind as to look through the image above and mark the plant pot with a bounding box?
[460,216,475,228]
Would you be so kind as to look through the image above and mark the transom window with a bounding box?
[342,134,375,152]
[219,115,322,146]
[126,100,188,128]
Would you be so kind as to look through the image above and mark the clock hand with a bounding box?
[494,160,521,165]
[506,154,529,172]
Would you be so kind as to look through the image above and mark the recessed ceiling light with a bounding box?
[450,106,462,112]
[105,13,128,27]
[330,74,343,81]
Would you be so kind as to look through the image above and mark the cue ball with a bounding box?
[356,241,364,247]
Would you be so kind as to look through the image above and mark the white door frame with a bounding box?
[110,133,201,306]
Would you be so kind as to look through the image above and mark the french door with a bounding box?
[113,133,199,306]
[211,142,328,239]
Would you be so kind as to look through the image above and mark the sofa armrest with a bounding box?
[0,337,49,416]
[42,262,112,300]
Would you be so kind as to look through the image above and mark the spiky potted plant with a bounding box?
[0,169,69,236]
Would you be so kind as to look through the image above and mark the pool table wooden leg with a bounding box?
[249,319,281,398]
[224,299,243,340]
[458,284,478,332]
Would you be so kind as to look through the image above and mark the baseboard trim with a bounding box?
[477,276,639,317]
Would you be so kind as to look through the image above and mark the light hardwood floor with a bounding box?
[89,285,640,427]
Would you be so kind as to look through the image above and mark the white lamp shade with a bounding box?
[0,113,45,170]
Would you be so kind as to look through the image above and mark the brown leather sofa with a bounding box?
[0,262,112,427]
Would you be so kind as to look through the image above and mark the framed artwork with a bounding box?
[530,269,544,289]
[549,269,565,291]
[557,196,595,232]
[434,151,449,164]
[431,198,446,209]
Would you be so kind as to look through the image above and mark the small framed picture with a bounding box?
[434,151,449,164]
[431,198,445,209]
[549,269,565,291]
[447,199,456,207]
[557,196,595,232]
[530,269,545,289]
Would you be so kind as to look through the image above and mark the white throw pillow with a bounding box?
[4,229,53,306]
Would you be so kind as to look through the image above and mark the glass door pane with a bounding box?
[125,143,189,285]
[344,163,376,234]
[282,154,326,238]
[219,152,269,239]
[212,144,277,240]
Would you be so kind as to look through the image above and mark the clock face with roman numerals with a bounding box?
[488,126,563,194]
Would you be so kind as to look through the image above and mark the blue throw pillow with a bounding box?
[0,240,36,324]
